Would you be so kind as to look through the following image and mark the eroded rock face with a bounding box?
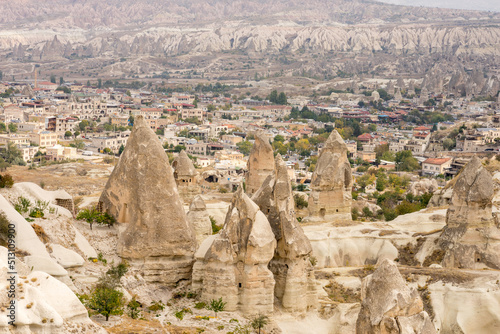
[252,155,317,313]
[305,130,353,222]
[246,133,274,195]
[438,157,500,269]
[408,178,439,197]
[186,195,212,243]
[99,115,196,285]
[201,187,276,316]
[356,259,436,334]
[445,157,493,228]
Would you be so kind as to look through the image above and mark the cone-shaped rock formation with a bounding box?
[200,187,276,316]
[305,130,353,222]
[99,115,196,285]
[246,132,274,195]
[438,156,500,269]
[186,195,212,243]
[356,259,436,334]
[252,154,318,313]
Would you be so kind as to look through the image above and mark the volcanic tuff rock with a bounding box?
[252,154,318,313]
[356,259,436,334]
[186,195,212,243]
[172,150,200,202]
[199,187,276,316]
[408,178,439,197]
[437,157,500,269]
[99,115,196,285]
[305,130,353,222]
[246,132,275,195]
[445,156,493,228]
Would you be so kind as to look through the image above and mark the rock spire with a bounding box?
[99,115,196,285]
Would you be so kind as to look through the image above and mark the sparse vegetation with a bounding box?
[207,297,226,318]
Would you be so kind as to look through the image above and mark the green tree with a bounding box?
[50,74,56,84]
[8,123,17,133]
[0,157,10,172]
[174,145,186,153]
[72,138,85,150]
[251,315,269,334]
[376,172,387,191]
[274,135,285,143]
[87,284,124,321]
[268,90,278,103]
[97,78,102,88]
[207,104,216,112]
[207,298,226,318]
[57,86,71,94]
[0,123,6,133]
[0,71,3,80]
[442,138,455,151]
[64,131,73,138]
[59,77,64,85]
[118,144,125,156]
[395,150,419,172]
[236,140,253,155]
[76,207,100,230]
[78,120,90,132]
[2,142,23,165]
[277,92,287,105]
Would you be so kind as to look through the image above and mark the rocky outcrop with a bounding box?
[305,130,353,223]
[428,186,453,207]
[356,259,436,334]
[186,195,212,243]
[252,154,317,313]
[200,187,276,316]
[445,157,493,228]
[0,246,105,333]
[438,156,500,269]
[246,133,275,195]
[172,150,200,202]
[99,115,196,285]
[408,178,439,197]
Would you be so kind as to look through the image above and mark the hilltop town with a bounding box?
[1,74,500,333]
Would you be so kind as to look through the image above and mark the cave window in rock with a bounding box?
[238,283,242,288]
[320,208,326,217]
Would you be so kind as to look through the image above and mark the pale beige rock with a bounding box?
[305,130,353,222]
[408,178,438,197]
[186,195,212,243]
[446,156,494,228]
[172,150,200,202]
[246,132,275,195]
[438,157,500,269]
[99,115,196,285]
[252,154,317,313]
[356,259,436,334]
[200,187,276,316]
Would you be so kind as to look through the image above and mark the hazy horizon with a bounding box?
[377,0,500,13]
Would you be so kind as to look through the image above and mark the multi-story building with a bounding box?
[30,131,58,147]
[91,134,129,153]
[181,109,204,122]
[422,157,452,175]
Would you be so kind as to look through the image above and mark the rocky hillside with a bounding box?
[0,0,498,29]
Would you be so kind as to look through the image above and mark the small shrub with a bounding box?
[14,196,31,214]
[148,300,165,312]
[294,194,308,209]
[195,302,206,309]
[210,216,222,234]
[97,252,107,265]
[250,314,269,334]
[217,325,225,330]
[175,309,185,320]
[351,208,359,220]
[309,256,317,267]
[219,187,228,193]
[0,174,14,188]
[29,208,44,218]
[207,297,226,318]
[187,291,197,299]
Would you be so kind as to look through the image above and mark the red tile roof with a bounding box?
[423,158,451,165]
